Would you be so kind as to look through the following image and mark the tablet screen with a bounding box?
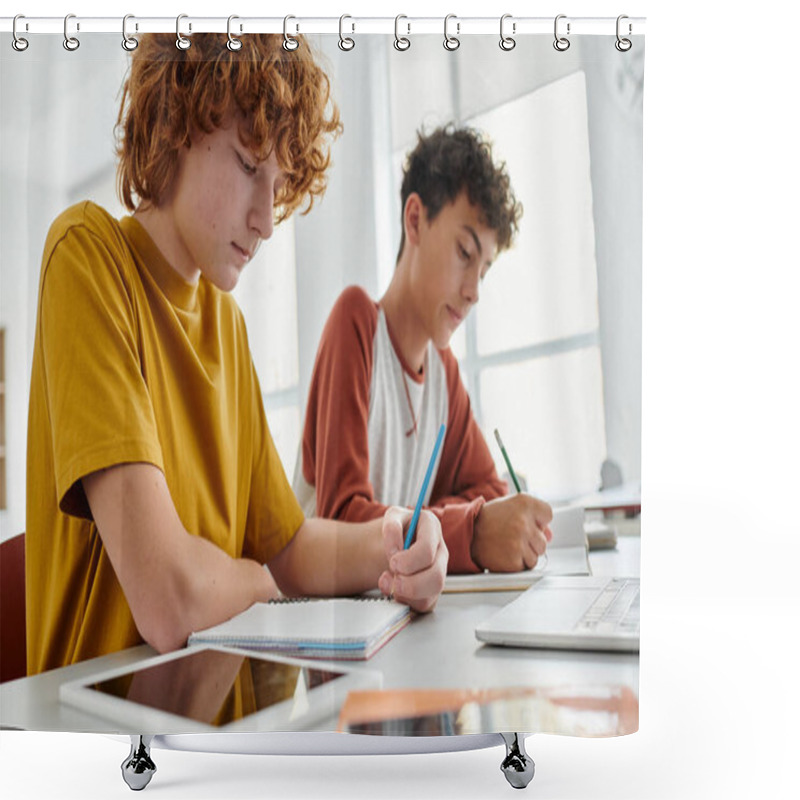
[87,648,347,727]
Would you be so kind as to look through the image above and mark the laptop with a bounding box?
[475,576,639,653]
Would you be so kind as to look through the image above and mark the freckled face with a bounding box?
[410,192,497,350]
[164,121,287,291]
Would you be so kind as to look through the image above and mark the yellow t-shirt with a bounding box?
[26,201,304,675]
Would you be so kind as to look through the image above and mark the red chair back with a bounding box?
[0,533,26,682]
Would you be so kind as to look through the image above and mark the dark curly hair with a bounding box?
[116,33,341,223]
[397,125,522,261]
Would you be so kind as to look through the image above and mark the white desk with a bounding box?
[0,537,640,736]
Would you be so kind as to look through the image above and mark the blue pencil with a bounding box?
[404,423,446,550]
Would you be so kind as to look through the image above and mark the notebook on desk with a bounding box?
[188,597,412,660]
[475,576,639,653]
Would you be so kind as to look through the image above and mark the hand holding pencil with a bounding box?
[378,423,448,613]
[468,430,553,573]
[379,507,447,613]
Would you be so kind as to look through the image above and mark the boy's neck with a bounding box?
[380,255,429,376]
[134,205,200,286]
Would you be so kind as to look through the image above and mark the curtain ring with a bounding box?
[12,15,29,52]
[394,14,410,51]
[615,15,632,52]
[499,14,516,51]
[176,14,191,50]
[122,14,138,51]
[338,14,355,51]
[553,14,570,51]
[227,15,242,51]
[443,14,460,51]
[283,15,299,51]
[63,13,80,51]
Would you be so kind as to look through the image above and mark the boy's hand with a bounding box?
[378,507,448,613]
[471,494,553,572]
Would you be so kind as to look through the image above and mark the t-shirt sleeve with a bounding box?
[39,224,164,519]
[427,348,509,571]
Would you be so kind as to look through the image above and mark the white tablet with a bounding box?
[59,645,381,733]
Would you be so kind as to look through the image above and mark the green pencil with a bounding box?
[494,428,522,493]
[494,429,550,571]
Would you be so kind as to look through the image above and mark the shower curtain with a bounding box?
[0,12,644,794]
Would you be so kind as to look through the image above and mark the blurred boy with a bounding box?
[295,126,552,575]
[26,34,446,675]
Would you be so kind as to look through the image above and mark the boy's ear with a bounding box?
[404,192,424,247]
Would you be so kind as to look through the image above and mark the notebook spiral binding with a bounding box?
[269,595,390,604]
[6,14,637,54]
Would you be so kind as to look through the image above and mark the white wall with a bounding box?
[0,36,129,540]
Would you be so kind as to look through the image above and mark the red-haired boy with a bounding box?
[26,34,446,675]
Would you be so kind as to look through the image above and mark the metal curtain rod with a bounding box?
[0,15,646,36]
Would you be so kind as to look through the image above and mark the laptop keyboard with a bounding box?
[574,578,640,635]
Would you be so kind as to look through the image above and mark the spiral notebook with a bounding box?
[188,597,413,660]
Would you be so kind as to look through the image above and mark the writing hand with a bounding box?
[471,494,553,572]
[378,507,448,613]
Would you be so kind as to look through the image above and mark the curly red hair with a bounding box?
[116,33,341,222]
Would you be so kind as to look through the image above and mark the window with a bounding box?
[466,73,607,500]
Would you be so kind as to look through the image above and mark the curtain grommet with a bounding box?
[227,15,242,52]
[122,14,138,51]
[283,15,300,51]
[499,14,516,51]
[394,15,411,51]
[63,13,80,51]
[615,15,633,52]
[443,14,460,52]
[12,14,29,52]
[338,14,355,51]
[176,14,191,50]
[553,14,570,52]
